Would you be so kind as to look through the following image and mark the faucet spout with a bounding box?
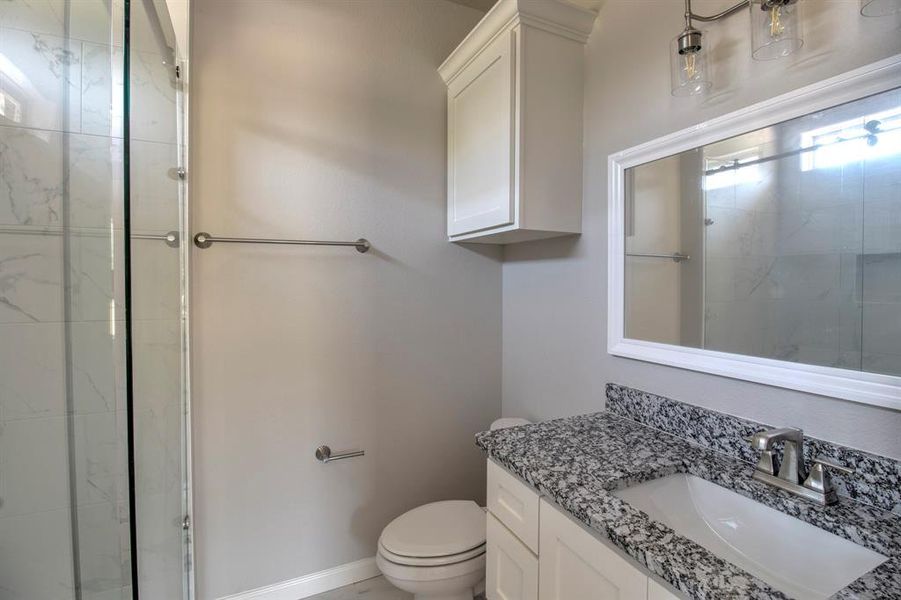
[751,427,803,450]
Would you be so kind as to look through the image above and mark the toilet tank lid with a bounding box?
[490,417,531,430]
[379,500,486,558]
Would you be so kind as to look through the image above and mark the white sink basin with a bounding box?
[612,474,886,599]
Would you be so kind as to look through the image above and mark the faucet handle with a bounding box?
[756,450,779,476]
[745,433,780,475]
[803,456,853,505]
[812,455,854,476]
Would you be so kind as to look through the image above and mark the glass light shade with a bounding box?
[670,33,711,97]
[860,0,901,16]
[750,0,803,61]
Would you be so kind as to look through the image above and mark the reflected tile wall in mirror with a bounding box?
[624,86,901,377]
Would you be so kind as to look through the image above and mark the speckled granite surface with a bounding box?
[476,390,901,599]
[606,384,901,515]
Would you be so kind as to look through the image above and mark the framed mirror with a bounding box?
[608,56,901,409]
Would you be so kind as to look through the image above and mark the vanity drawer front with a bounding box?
[487,513,539,600]
[487,460,540,552]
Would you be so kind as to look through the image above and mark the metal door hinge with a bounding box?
[182,515,191,531]
[175,65,181,79]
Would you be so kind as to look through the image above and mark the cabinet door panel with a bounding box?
[487,460,540,553]
[538,498,647,600]
[447,28,515,236]
[487,513,539,600]
[648,578,681,600]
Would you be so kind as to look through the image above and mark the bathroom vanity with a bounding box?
[478,384,901,600]
[486,459,680,600]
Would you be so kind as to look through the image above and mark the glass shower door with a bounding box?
[0,1,133,598]
[128,0,192,598]
[0,0,191,598]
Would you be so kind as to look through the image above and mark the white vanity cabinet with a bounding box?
[485,460,684,600]
[648,580,681,600]
[486,460,541,600]
[538,496,648,599]
[487,512,539,600]
[438,0,596,244]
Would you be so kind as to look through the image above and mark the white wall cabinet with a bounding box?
[439,0,596,244]
[485,460,685,600]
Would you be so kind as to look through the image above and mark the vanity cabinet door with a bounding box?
[446,28,515,237]
[648,579,681,600]
[538,498,647,600]
[487,513,539,600]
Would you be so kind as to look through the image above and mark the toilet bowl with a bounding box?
[377,500,486,600]
[376,418,530,600]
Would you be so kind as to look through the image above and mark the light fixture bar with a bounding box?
[672,0,803,96]
[688,0,751,22]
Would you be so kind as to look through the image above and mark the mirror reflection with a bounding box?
[624,86,901,377]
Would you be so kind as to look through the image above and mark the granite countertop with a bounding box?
[475,411,901,599]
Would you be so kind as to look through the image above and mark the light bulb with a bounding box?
[751,0,803,61]
[768,4,785,38]
[683,53,697,79]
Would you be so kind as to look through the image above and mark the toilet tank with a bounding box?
[490,417,531,431]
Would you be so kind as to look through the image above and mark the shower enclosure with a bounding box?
[0,0,192,598]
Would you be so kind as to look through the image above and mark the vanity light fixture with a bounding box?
[750,0,803,60]
[671,24,711,97]
[671,0,802,97]
[860,0,901,16]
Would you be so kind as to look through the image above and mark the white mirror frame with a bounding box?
[608,55,901,411]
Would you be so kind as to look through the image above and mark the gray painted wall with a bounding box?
[502,0,901,459]
[190,1,499,597]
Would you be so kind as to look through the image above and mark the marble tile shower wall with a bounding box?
[703,128,901,376]
[0,2,183,600]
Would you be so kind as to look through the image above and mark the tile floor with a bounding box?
[305,576,411,599]
[305,575,487,600]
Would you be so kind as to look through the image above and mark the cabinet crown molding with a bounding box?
[438,0,597,84]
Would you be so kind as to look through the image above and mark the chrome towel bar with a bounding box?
[315,445,365,463]
[193,232,370,253]
[133,231,180,247]
[0,226,180,248]
[626,252,690,263]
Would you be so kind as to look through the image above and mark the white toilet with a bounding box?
[376,418,531,600]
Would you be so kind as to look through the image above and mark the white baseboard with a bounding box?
[217,557,380,600]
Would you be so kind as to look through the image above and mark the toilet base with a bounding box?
[412,590,473,600]
[377,552,484,600]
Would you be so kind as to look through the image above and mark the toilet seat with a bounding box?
[378,541,486,567]
[376,551,486,585]
[379,500,486,563]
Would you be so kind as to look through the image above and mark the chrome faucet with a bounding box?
[748,427,854,506]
